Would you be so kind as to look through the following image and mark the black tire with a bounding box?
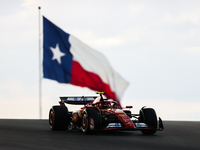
[139,108,157,135]
[49,105,69,131]
[81,108,100,133]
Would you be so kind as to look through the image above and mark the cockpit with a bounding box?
[93,98,120,109]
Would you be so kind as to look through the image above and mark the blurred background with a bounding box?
[0,0,199,120]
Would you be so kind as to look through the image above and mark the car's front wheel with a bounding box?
[139,107,157,135]
[81,108,100,133]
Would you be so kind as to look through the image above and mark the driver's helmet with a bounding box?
[103,103,110,108]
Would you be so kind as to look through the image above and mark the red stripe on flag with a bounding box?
[71,61,119,103]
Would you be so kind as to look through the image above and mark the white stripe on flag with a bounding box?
[69,35,129,100]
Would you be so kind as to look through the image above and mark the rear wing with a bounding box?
[60,96,97,105]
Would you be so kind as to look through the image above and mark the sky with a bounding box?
[0,0,200,120]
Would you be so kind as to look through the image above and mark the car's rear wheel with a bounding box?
[139,108,157,135]
[49,105,69,131]
[81,108,100,133]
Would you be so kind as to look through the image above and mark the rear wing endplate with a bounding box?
[60,96,97,105]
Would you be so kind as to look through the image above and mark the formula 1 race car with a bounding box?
[49,92,164,135]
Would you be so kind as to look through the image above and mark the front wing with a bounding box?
[100,117,164,131]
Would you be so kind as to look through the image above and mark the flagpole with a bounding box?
[38,6,42,119]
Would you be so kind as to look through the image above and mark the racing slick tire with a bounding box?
[49,105,69,131]
[139,108,157,135]
[81,108,100,133]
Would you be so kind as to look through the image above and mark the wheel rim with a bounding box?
[82,113,89,132]
[82,113,87,129]
[49,111,54,126]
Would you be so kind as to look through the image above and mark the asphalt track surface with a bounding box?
[0,120,199,150]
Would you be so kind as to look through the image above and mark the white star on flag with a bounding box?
[50,43,65,64]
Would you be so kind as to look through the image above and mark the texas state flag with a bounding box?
[43,16,129,103]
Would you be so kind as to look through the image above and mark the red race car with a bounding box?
[49,92,164,135]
